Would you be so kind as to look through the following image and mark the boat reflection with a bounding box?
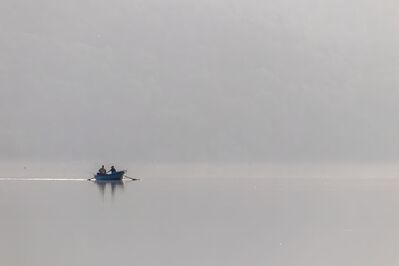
[95,180,125,198]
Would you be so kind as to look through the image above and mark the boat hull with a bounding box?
[94,171,125,181]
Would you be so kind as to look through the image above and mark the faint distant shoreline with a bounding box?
[0,161,399,179]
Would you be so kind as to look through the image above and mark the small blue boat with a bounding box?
[94,171,126,181]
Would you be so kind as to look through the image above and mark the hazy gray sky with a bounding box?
[0,0,398,163]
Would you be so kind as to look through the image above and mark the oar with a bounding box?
[124,175,140,181]
[87,172,96,181]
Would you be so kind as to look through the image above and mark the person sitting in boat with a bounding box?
[109,166,117,174]
[98,165,107,175]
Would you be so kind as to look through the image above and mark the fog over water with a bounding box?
[0,0,398,163]
[1,3,399,265]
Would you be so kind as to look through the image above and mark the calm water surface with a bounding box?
[0,177,398,266]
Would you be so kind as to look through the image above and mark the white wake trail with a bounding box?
[0,178,88,181]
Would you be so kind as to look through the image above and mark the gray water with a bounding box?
[0,177,398,266]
